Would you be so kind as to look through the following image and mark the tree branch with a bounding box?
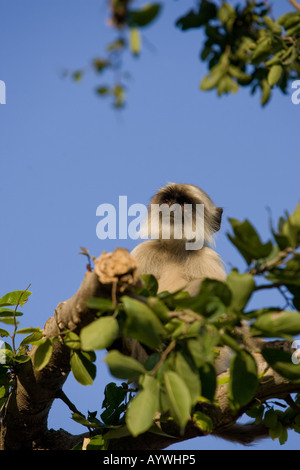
[288,0,300,11]
[0,249,143,450]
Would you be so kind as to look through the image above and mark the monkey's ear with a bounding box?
[214,207,223,232]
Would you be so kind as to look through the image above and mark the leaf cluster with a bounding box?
[177,1,300,105]
[67,203,300,443]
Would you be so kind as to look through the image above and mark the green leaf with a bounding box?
[164,371,191,432]
[17,327,40,334]
[33,338,53,371]
[264,408,278,428]
[289,204,300,229]
[126,376,159,436]
[140,274,159,296]
[0,385,6,399]
[96,86,110,96]
[86,297,115,313]
[73,71,82,82]
[268,64,283,87]
[260,79,271,106]
[0,290,31,307]
[263,16,282,34]
[146,297,169,322]
[262,348,300,381]
[71,412,95,427]
[104,350,146,380]
[175,352,201,405]
[14,354,31,363]
[129,28,141,56]
[279,204,300,248]
[269,420,284,441]
[165,318,186,340]
[279,426,288,445]
[193,411,213,433]
[228,218,273,263]
[64,331,81,350]
[80,316,119,351]
[228,66,252,85]
[0,317,18,325]
[246,403,265,423]
[251,36,280,65]
[226,270,255,311]
[200,65,223,91]
[103,425,131,440]
[101,382,127,425]
[70,351,96,385]
[122,296,166,350]
[0,308,23,317]
[217,75,239,96]
[128,3,161,28]
[229,351,258,409]
[93,57,111,72]
[102,382,126,410]
[0,328,9,338]
[286,21,300,36]
[277,11,300,28]
[187,331,217,367]
[86,435,108,450]
[253,311,300,338]
[20,331,43,346]
[199,362,216,401]
[217,2,236,32]
[176,1,217,30]
[199,279,232,307]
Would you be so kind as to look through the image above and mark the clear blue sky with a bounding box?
[0,0,299,450]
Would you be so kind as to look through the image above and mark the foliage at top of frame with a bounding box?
[70,1,300,108]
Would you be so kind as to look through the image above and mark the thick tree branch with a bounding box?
[0,249,143,450]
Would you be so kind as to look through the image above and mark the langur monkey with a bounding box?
[131,182,229,371]
[131,183,268,445]
[131,182,226,295]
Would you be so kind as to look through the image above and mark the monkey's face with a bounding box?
[142,183,223,247]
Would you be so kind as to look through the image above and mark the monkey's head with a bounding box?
[142,183,223,249]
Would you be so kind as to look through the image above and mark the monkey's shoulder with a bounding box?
[184,246,226,282]
[131,241,171,278]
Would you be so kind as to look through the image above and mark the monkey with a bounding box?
[131,182,229,372]
[131,182,226,296]
[130,183,269,445]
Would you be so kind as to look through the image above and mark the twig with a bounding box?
[56,389,85,417]
[11,284,31,354]
[288,0,300,11]
[250,248,293,275]
[253,282,282,291]
[285,394,300,413]
[151,340,177,376]
[254,283,294,309]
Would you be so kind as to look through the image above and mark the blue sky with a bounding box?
[0,0,299,450]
